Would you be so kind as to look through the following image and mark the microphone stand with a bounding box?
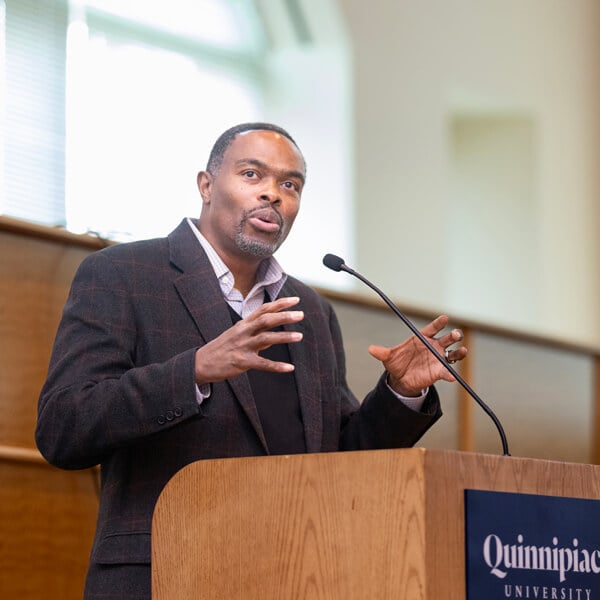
[325,255,511,456]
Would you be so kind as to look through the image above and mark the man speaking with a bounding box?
[36,122,466,599]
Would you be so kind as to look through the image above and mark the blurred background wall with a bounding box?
[340,0,600,349]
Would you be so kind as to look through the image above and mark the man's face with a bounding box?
[198,130,305,262]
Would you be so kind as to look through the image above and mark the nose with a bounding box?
[259,179,281,204]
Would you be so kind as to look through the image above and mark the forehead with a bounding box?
[222,130,305,175]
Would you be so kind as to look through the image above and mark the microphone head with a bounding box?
[322,253,345,272]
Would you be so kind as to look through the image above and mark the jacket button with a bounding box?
[166,411,174,421]
[174,407,183,417]
[157,415,166,425]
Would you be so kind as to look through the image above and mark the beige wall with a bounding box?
[338,0,600,347]
[256,0,600,461]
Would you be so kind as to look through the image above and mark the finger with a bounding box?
[253,356,296,373]
[253,330,303,351]
[439,368,456,383]
[420,315,450,338]
[368,345,391,362]
[445,346,468,363]
[438,328,464,348]
[247,297,304,329]
[256,296,301,315]
[248,308,304,333]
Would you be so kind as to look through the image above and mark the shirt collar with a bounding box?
[185,217,288,301]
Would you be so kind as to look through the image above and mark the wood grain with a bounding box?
[0,230,91,448]
[0,459,98,598]
[153,450,429,599]
[0,222,100,599]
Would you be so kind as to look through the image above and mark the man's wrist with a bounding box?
[387,373,421,398]
[385,374,428,412]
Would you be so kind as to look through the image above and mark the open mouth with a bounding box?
[246,208,282,233]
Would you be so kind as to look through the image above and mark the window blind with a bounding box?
[3,0,68,225]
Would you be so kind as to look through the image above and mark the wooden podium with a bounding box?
[151,448,600,599]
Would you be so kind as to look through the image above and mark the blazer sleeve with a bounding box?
[322,299,443,450]
[35,250,202,470]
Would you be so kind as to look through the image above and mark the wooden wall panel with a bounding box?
[0,230,91,448]
[0,456,98,598]
[0,219,103,600]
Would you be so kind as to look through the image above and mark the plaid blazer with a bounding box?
[36,219,441,597]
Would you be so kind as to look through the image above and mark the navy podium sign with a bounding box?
[465,489,600,600]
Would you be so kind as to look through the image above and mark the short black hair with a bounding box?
[206,122,302,174]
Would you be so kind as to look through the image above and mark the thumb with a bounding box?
[368,345,391,362]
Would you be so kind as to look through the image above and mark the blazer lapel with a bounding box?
[168,220,268,452]
[281,280,323,453]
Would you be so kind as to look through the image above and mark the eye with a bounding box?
[282,180,300,192]
[242,170,257,179]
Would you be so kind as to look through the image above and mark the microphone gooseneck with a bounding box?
[322,253,510,456]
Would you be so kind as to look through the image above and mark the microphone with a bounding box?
[322,253,510,456]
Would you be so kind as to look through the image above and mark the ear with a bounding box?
[197,171,213,205]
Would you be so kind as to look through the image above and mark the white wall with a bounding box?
[338,0,600,347]
[258,0,355,289]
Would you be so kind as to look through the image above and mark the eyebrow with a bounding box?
[235,158,306,185]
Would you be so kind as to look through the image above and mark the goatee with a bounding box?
[234,210,284,258]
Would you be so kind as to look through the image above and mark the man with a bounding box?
[36,122,466,599]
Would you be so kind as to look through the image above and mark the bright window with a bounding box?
[1,0,353,289]
[65,1,264,240]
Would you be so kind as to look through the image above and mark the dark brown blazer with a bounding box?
[36,219,441,599]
